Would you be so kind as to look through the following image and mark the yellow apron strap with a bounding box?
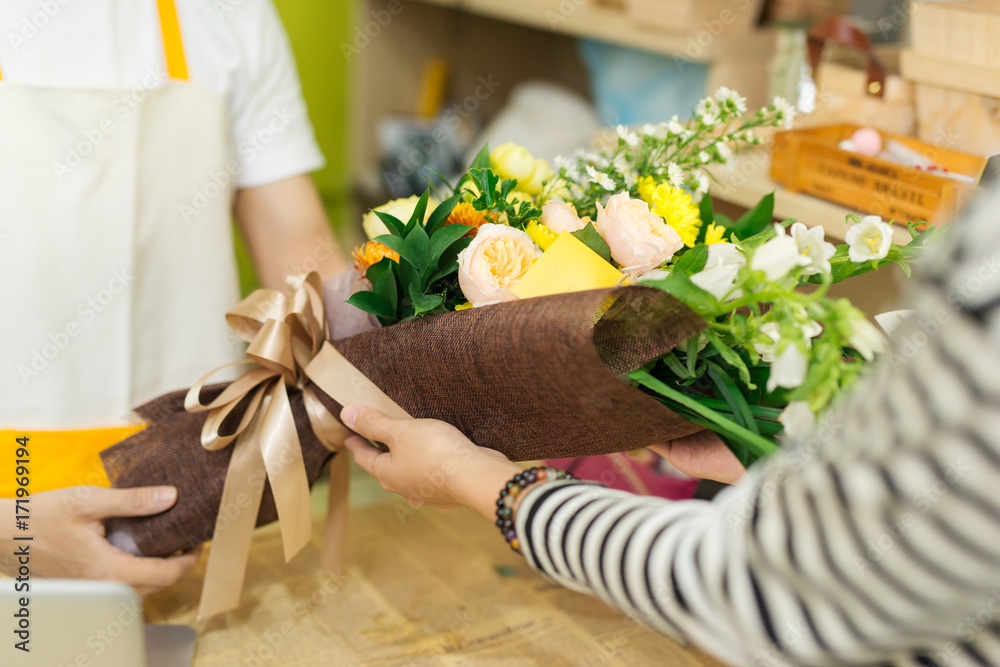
[0,2,186,82]
[156,0,189,81]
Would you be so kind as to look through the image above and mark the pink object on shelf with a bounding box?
[546,452,700,500]
[850,127,883,156]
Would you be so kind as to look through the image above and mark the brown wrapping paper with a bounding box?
[100,283,705,560]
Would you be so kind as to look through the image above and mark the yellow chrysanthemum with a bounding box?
[650,184,702,247]
[444,202,488,237]
[704,222,726,245]
[637,176,657,206]
[524,219,558,251]
[352,241,399,278]
[454,302,474,311]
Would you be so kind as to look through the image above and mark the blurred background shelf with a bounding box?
[412,0,778,62]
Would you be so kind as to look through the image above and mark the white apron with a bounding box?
[0,0,241,430]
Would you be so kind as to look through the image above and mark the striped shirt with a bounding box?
[516,187,1000,666]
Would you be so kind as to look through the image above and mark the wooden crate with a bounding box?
[770,125,986,225]
[903,1,1000,155]
[625,0,765,35]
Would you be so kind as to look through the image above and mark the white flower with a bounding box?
[701,113,719,127]
[716,143,734,163]
[848,313,886,360]
[790,222,836,275]
[753,320,822,363]
[666,117,685,136]
[595,192,684,275]
[691,242,746,301]
[638,268,670,283]
[553,155,574,172]
[714,86,747,114]
[780,402,816,440]
[616,124,640,147]
[642,123,659,137]
[611,154,629,174]
[696,98,712,117]
[694,172,710,197]
[623,172,637,189]
[584,165,601,185]
[768,343,809,393]
[846,215,893,263]
[666,162,685,189]
[772,96,796,129]
[698,151,712,164]
[597,173,616,191]
[457,224,540,306]
[874,309,914,336]
[750,225,811,281]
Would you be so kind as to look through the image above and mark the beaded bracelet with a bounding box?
[495,466,573,553]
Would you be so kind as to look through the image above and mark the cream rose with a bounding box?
[540,199,586,234]
[594,192,683,275]
[361,195,438,240]
[457,223,541,306]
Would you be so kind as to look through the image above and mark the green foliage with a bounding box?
[467,167,542,230]
[348,189,470,324]
[571,222,613,262]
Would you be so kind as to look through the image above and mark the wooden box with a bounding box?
[762,0,851,24]
[625,0,765,35]
[902,1,1000,155]
[770,125,988,225]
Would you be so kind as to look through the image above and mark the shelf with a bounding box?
[707,150,913,245]
[413,0,777,63]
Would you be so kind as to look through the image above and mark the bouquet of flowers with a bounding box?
[99,88,937,615]
[347,88,936,466]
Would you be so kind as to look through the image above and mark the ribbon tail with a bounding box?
[260,381,313,563]
[321,453,350,575]
[304,342,412,420]
[197,410,268,619]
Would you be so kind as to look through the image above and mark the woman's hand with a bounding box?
[1,485,201,596]
[340,405,523,520]
[649,430,747,485]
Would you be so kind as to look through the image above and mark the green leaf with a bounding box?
[646,272,717,316]
[345,291,395,320]
[373,211,405,236]
[373,233,406,258]
[429,224,473,267]
[403,223,431,276]
[425,194,463,235]
[373,263,398,314]
[570,222,613,263]
[686,336,700,376]
[707,330,755,388]
[705,359,759,434]
[699,192,715,226]
[428,260,459,286]
[629,370,778,459]
[364,257,392,287]
[671,244,709,277]
[470,144,491,171]
[405,190,430,235]
[733,192,775,238]
[663,353,692,379]
[408,284,444,315]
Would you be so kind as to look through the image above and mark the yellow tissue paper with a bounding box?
[512,232,624,300]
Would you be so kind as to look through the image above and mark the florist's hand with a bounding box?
[649,431,747,485]
[341,405,522,520]
[1,486,201,596]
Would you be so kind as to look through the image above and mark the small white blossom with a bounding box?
[751,225,811,281]
[701,113,720,128]
[553,155,574,172]
[780,402,816,439]
[611,153,629,174]
[790,222,836,275]
[846,215,893,263]
[638,268,670,283]
[666,117,686,136]
[597,173,616,191]
[848,313,886,360]
[716,143,734,163]
[696,98,712,118]
[694,172,710,197]
[642,123,659,137]
[772,96,796,128]
[616,124,640,147]
[666,163,685,189]
[874,309,913,336]
[691,242,746,301]
[768,343,808,393]
[623,172,637,189]
[698,151,712,164]
[753,320,822,363]
[714,86,747,114]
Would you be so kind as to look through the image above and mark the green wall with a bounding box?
[236,0,355,294]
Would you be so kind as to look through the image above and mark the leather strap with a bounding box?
[0,0,188,82]
[808,16,886,99]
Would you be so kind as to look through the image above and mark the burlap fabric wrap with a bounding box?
[101,284,706,559]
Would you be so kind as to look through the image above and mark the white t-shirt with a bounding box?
[0,0,325,188]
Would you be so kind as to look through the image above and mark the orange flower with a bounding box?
[445,202,488,237]
[352,241,399,278]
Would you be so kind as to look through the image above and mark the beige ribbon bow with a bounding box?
[185,272,410,618]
